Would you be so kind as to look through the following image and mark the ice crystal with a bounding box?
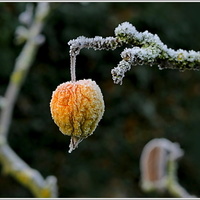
[111,60,131,85]
[114,22,137,38]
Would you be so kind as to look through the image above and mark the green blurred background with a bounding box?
[0,2,200,197]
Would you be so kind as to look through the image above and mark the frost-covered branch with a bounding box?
[0,142,57,197]
[68,36,123,57]
[113,22,200,84]
[68,36,123,83]
[0,3,58,197]
[68,22,200,85]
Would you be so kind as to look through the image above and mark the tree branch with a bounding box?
[0,3,58,197]
[0,141,57,197]
[68,22,200,85]
[113,22,200,84]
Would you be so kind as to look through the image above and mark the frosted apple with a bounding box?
[50,79,104,153]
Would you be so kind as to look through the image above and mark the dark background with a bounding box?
[0,2,200,197]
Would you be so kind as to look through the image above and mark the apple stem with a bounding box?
[70,55,76,82]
